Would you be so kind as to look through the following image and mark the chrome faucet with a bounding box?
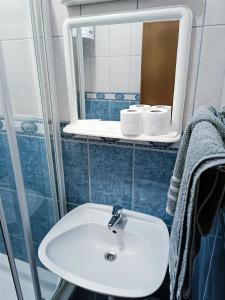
[108,205,123,229]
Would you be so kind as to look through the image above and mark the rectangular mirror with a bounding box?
[63,7,192,143]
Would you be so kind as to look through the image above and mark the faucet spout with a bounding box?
[108,205,123,229]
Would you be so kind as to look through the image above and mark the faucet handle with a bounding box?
[112,205,122,215]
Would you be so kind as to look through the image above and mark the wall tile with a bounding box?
[133,149,176,225]
[90,57,110,91]
[62,139,89,205]
[205,0,225,26]
[138,0,206,27]
[17,135,52,198]
[0,0,32,40]
[49,0,80,37]
[0,188,55,244]
[0,134,16,190]
[110,56,130,92]
[130,55,141,93]
[90,25,110,57]
[91,100,110,120]
[194,25,225,111]
[52,37,70,121]
[203,236,225,300]
[1,39,43,119]
[131,22,143,56]
[109,100,130,121]
[109,24,131,57]
[89,143,133,209]
[85,99,92,119]
[183,27,202,127]
[81,0,138,15]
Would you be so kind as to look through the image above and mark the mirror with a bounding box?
[63,8,192,142]
[73,20,179,121]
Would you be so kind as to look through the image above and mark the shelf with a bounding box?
[63,120,181,143]
[61,0,114,6]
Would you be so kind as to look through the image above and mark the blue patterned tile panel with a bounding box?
[85,99,92,119]
[0,188,55,244]
[0,133,52,198]
[0,133,16,190]
[91,100,110,120]
[61,139,89,205]
[133,148,176,225]
[89,143,133,209]
[17,135,52,198]
[109,100,130,121]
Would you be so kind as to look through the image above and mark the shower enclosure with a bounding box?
[0,0,66,299]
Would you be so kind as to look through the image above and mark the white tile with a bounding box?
[131,22,143,56]
[90,25,110,57]
[138,0,206,27]
[52,36,70,121]
[182,27,202,127]
[130,56,141,93]
[109,24,131,56]
[49,0,80,36]
[1,39,43,118]
[194,26,225,111]
[0,0,32,40]
[90,56,110,91]
[81,0,137,15]
[84,56,92,91]
[205,0,225,26]
[110,56,130,92]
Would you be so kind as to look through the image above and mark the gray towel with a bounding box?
[166,106,225,300]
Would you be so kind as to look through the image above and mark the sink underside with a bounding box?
[39,204,169,298]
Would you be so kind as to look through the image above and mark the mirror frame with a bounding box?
[63,6,193,142]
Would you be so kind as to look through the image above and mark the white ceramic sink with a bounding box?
[38,203,169,298]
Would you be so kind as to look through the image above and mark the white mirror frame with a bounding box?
[63,6,193,143]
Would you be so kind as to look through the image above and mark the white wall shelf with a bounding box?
[61,0,114,6]
[63,120,181,143]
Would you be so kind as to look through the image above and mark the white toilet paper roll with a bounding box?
[151,105,172,123]
[130,104,151,111]
[120,109,143,136]
[145,108,170,136]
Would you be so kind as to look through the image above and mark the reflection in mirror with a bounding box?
[74,21,179,122]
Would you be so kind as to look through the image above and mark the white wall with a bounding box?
[50,0,225,125]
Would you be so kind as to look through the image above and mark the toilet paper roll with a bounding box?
[151,105,172,123]
[145,108,170,136]
[120,109,143,136]
[130,104,151,111]
[129,104,151,133]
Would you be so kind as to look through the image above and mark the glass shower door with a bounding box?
[0,0,64,299]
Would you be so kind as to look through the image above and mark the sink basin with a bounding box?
[38,203,169,298]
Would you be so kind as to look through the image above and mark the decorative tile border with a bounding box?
[85,92,140,102]
[0,116,44,136]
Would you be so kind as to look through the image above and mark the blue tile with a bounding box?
[85,99,92,119]
[0,188,55,244]
[91,100,109,120]
[133,149,176,225]
[109,100,130,121]
[62,139,89,205]
[0,133,16,190]
[203,236,225,300]
[17,135,52,198]
[89,143,133,209]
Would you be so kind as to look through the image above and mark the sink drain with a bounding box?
[104,251,117,262]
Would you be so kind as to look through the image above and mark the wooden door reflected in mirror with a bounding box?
[140,21,179,107]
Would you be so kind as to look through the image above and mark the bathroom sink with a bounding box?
[38,203,169,298]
